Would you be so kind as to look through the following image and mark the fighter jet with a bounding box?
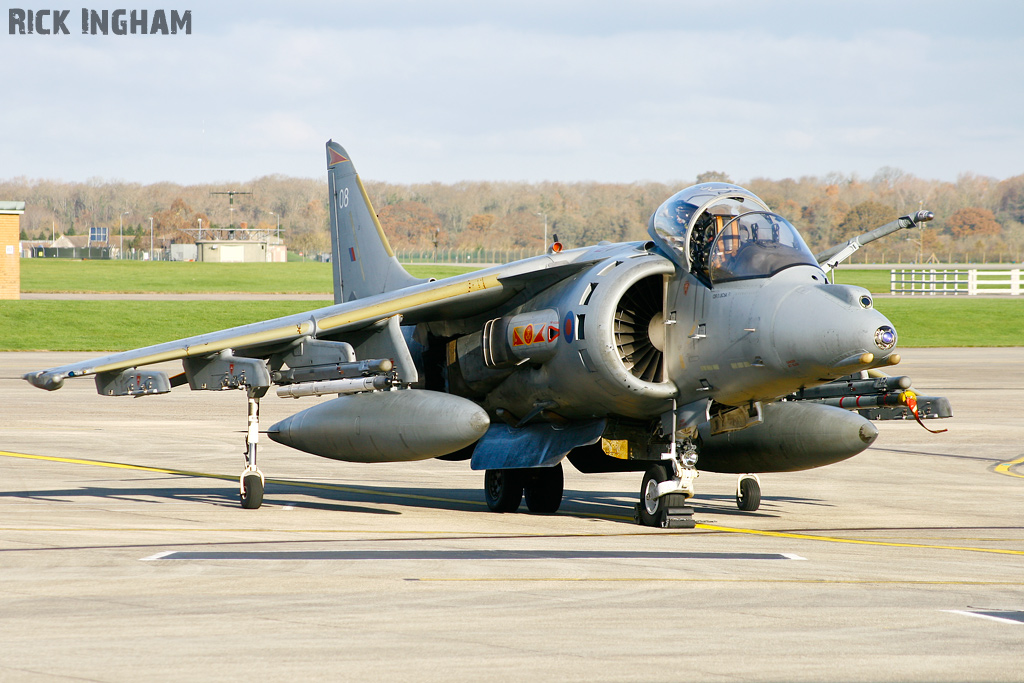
[24,141,951,527]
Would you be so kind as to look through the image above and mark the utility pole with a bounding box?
[120,211,131,259]
[269,211,280,239]
[536,212,548,252]
[149,217,154,261]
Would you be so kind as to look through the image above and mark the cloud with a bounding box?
[1,2,1022,183]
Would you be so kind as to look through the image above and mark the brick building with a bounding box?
[0,201,26,300]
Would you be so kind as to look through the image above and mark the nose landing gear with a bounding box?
[635,441,697,528]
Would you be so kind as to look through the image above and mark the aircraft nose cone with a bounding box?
[770,285,897,376]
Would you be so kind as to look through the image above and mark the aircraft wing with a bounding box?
[23,249,609,392]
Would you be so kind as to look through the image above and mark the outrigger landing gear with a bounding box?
[635,441,697,529]
[240,387,267,509]
[736,474,761,511]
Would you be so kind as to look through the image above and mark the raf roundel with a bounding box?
[563,311,574,343]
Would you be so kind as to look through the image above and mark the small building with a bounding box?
[179,221,287,263]
[1,200,26,299]
[169,243,199,262]
[20,239,48,258]
[196,239,285,263]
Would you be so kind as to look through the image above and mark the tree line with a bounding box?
[4,167,1023,261]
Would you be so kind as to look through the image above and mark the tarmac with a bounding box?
[1,348,1022,681]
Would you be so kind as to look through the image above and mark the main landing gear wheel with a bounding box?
[736,475,761,512]
[524,463,564,514]
[485,469,524,512]
[240,471,264,509]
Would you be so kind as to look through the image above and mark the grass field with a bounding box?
[830,269,891,293]
[19,259,476,294]
[20,259,912,294]
[6,259,1021,351]
[0,301,315,351]
[1,297,1020,352]
[872,299,1023,347]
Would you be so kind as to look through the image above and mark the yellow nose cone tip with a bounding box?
[859,353,874,365]
[886,353,901,365]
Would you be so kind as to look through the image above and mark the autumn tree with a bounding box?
[457,213,498,249]
[946,207,1002,238]
[377,201,442,250]
[837,201,895,238]
[996,175,1024,223]
[495,209,545,249]
[801,195,850,250]
[696,171,732,184]
[151,198,211,245]
[288,228,330,258]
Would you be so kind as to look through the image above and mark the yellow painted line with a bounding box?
[4,450,1024,556]
[413,578,1024,585]
[995,454,1024,480]
[695,524,1024,556]
[0,450,485,507]
[0,527,469,535]
[0,450,236,480]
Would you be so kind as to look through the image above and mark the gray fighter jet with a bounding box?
[25,141,951,527]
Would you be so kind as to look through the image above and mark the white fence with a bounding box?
[890,269,1022,296]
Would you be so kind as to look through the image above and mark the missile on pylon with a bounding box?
[267,389,490,462]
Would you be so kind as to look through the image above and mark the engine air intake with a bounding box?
[614,275,665,383]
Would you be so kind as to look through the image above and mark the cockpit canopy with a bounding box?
[648,183,820,284]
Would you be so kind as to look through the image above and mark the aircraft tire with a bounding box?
[524,463,563,514]
[485,469,524,513]
[737,476,761,511]
[240,472,264,509]
[638,463,670,527]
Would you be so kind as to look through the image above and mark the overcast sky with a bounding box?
[2,0,1022,185]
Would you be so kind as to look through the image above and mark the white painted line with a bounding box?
[944,610,1024,625]
[139,551,175,561]
[282,505,295,510]
[781,553,808,561]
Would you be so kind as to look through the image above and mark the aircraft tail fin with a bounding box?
[326,140,423,303]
